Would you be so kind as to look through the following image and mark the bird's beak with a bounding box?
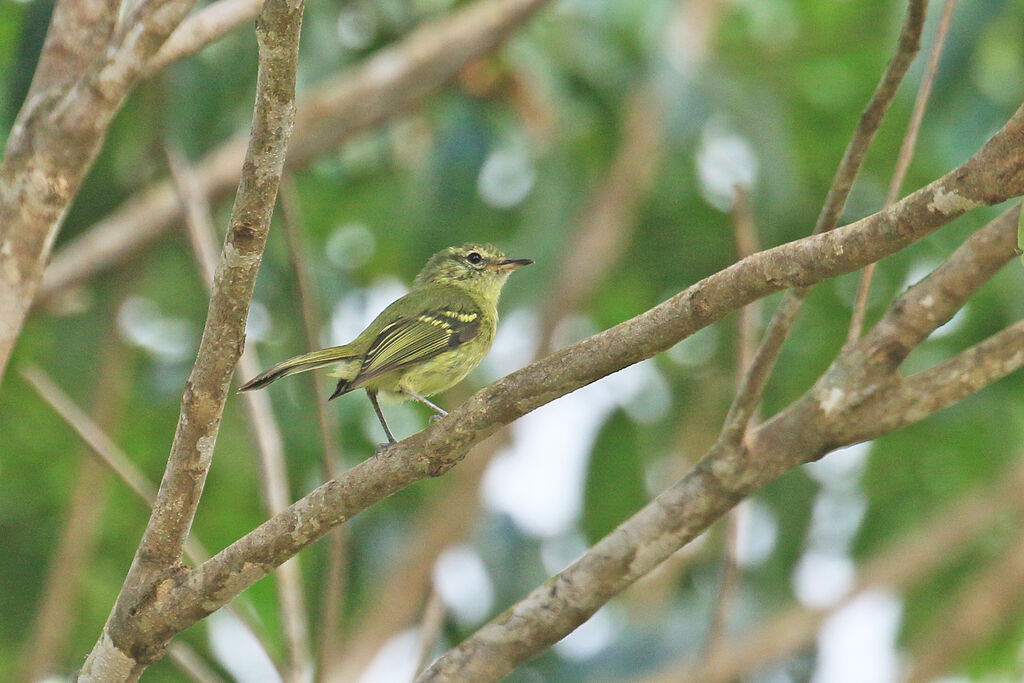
[491,258,534,272]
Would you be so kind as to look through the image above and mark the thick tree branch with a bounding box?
[651,457,1024,683]
[0,0,200,382]
[37,0,553,303]
[20,0,117,103]
[77,0,305,675]
[67,105,1024,668]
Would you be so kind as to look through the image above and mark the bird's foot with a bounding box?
[429,414,445,423]
[374,440,396,456]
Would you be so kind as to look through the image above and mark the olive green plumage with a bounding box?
[239,243,532,443]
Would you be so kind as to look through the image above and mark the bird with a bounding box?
[239,243,533,444]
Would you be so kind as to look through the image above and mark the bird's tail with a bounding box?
[239,346,359,392]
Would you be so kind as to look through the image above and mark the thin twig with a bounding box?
[702,186,761,660]
[167,642,228,683]
[145,0,261,76]
[718,0,928,448]
[277,175,341,475]
[168,145,313,683]
[847,0,958,344]
[414,589,448,678]
[19,339,128,681]
[20,365,282,672]
[22,366,161,508]
[276,175,351,680]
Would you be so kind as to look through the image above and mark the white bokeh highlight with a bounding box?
[696,118,758,211]
[326,222,376,270]
[553,607,619,661]
[358,628,420,683]
[117,297,195,363]
[482,359,664,538]
[433,545,496,626]
[207,611,283,683]
[813,589,904,683]
[734,499,779,568]
[477,147,536,209]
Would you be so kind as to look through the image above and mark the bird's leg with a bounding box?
[367,389,397,447]
[402,387,448,419]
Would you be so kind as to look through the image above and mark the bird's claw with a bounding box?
[429,414,444,423]
[375,441,396,456]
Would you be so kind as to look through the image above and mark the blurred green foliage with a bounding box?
[2,0,1024,680]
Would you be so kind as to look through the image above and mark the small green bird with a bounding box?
[239,243,532,444]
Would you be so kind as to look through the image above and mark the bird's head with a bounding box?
[413,243,533,303]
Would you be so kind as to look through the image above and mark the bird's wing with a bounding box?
[351,306,482,386]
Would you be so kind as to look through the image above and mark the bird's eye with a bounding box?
[466,252,483,265]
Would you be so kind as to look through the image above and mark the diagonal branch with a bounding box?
[78,0,306,675]
[37,0,554,303]
[648,455,1024,683]
[68,104,1024,671]
[146,0,262,76]
[0,0,201,382]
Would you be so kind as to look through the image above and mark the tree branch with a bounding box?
[0,0,200,382]
[146,0,262,76]
[78,0,305,674]
[647,457,1024,683]
[36,0,554,304]
[22,365,284,676]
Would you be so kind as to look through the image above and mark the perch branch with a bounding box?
[58,105,1024,675]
